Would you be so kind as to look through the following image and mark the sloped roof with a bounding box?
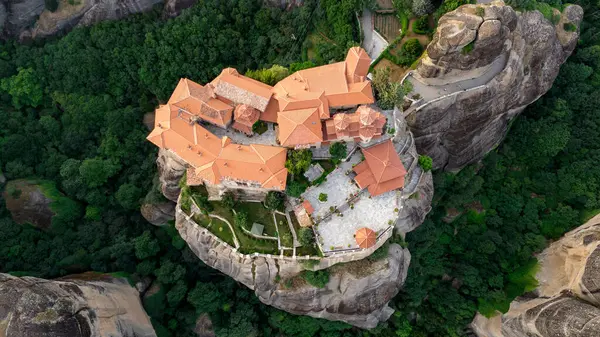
[232,104,259,135]
[277,107,323,147]
[352,140,406,196]
[147,103,288,190]
[324,105,386,142]
[212,68,273,112]
[346,47,371,80]
[168,78,233,128]
[355,227,377,249]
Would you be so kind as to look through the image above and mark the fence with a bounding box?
[177,205,395,270]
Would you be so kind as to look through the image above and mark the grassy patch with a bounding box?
[236,202,277,236]
[275,213,294,247]
[301,270,330,288]
[206,218,236,247]
[564,22,577,31]
[461,41,475,54]
[109,271,136,287]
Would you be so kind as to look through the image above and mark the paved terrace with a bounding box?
[317,189,399,250]
[404,53,508,102]
[302,153,362,220]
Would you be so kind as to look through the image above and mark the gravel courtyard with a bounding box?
[316,189,399,251]
[302,154,362,220]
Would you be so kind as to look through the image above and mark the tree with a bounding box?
[155,259,186,285]
[318,193,328,202]
[167,280,188,307]
[234,211,248,229]
[329,142,347,162]
[222,191,236,209]
[302,270,329,288]
[285,150,312,177]
[116,183,142,210]
[134,231,160,260]
[372,67,413,109]
[418,155,433,171]
[265,191,284,210]
[188,282,223,314]
[79,158,120,188]
[245,65,289,85]
[298,228,314,246]
[0,68,43,109]
[45,0,59,11]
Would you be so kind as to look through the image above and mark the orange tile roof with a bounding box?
[147,104,288,190]
[232,104,260,135]
[277,107,324,147]
[302,200,314,215]
[273,47,374,110]
[355,227,377,249]
[168,78,234,128]
[212,68,273,112]
[353,140,406,196]
[324,105,386,142]
[345,47,371,80]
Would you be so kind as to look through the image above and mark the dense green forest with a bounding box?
[1,0,600,336]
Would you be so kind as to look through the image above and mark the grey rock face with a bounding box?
[471,214,600,337]
[157,148,186,202]
[0,272,157,337]
[407,2,583,170]
[140,200,175,226]
[4,0,45,37]
[176,211,410,329]
[163,0,196,17]
[18,0,163,40]
[2,179,55,229]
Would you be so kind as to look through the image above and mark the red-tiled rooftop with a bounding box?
[353,140,407,196]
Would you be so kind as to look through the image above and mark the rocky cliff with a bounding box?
[0,0,199,40]
[471,214,600,337]
[405,1,583,170]
[176,210,410,329]
[0,272,157,337]
[3,179,57,229]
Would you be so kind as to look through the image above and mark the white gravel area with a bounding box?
[316,190,400,251]
[203,123,278,146]
[302,154,362,220]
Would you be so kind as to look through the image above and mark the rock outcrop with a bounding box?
[0,272,157,337]
[471,214,600,337]
[2,179,55,229]
[406,1,583,170]
[140,200,174,226]
[176,211,410,329]
[157,148,186,202]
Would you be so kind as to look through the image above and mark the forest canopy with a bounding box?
[1,0,600,336]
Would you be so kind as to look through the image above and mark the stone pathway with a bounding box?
[404,52,508,102]
[204,122,277,146]
[361,8,389,62]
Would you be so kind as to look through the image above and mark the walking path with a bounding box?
[209,214,240,249]
[404,52,508,101]
[361,8,388,62]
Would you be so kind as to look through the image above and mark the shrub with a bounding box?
[462,41,475,54]
[234,211,248,229]
[286,179,308,197]
[221,191,236,209]
[368,242,390,261]
[564,22,577,32]
[265,191,285,210]
[252,120,268,135]
[475,6,485,17]
[318,193,328,202]
[413,16,430,34]
[329,142,347,161]
[418,155,433,171]
[302,270,330,288]
[45,0,59,12]
[299,228,315,246]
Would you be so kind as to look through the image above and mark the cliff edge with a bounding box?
[405,1,583,170]
[471,214,600,337]
[0,272,156,337]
